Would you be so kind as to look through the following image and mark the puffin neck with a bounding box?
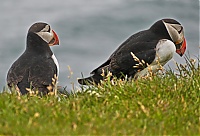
[26,32,53,55]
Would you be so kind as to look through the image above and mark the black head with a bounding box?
[150,18,186,56]
[28,22,50,33]
[162,18,181,25]
[28,22,59,46]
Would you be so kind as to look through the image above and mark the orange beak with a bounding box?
[176,38,186,57]
[49,30,59,46]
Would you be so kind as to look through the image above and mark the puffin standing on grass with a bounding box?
[78,18,186,85]
[7,22,59,95]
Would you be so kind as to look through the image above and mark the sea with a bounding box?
[0,0,199,91]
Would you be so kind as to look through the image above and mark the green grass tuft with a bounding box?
[0,57,199,135]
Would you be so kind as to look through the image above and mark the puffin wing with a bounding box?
[7,59,27,87]
[28,57,57,88]
[111,41,158,76]
[92,40,158,77]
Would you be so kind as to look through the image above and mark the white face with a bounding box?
[35,25,54,43]
[163,21,184,44]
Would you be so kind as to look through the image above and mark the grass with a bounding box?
[0,56,199,135]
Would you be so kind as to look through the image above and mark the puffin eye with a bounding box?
[171,24,182,34]
[178,26,183,34]
[47,26,51,32]
[41,25,50,32]
[36,24,53,43]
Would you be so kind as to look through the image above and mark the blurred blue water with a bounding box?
[0,0,199,91]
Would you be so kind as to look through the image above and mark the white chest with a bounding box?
[51,54,59,76]
[134,39,176,78]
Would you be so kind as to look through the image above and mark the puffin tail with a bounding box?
[78,74,103,85]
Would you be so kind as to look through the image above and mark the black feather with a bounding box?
[78,19,177,85]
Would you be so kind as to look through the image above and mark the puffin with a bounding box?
[78,18,186,85]
[7,22,59,95]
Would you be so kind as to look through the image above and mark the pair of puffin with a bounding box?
[7,18,186,95]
